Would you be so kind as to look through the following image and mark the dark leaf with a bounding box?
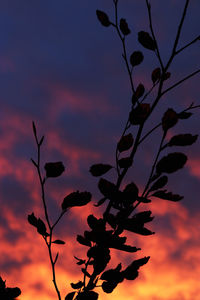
[87,215,105,232]
[163,72,171,81]
[111,244,141,252]
[129,103,150,125]
[151,67,161,84]
[122,182,139,206]
[133,211,154,223]
[149,176,168,192]
[138,31,156,50]
[52,239,65,245]
[132,83,145,104]
[118,157,133,169]
[65,292,76,300]
[156,152,187,174]
[120,18,130,35]
[76,291,99,300]
[178,111,192,119]
[168,134,198,147]
[130,51,144,67]
[123,256,150,280]
[89,164,112,176]
[162,108,178,132]
[98,178,117,199]
[96,10,110,27]
[6,287,21,298]
[71,281,84,289]
[44,162,65,178]
[117,133,134,152]
[152,190,183,201]
[101,264,122,281]
[27,212,38,227]
[62,191,91,210]
[102,280,118,293]
[77,235,91,247]
[37,218,49,236]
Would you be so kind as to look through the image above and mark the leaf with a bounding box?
[122,182,139,206]
[138,31,156,50]
[133,211,154,223]
[37,218,49,236]
[132,83,145,104]
[6,287,21,298]
[102,280,119,293]
[98,178,117,199]
[71,281,84,289]
[96,10,111,27]
[65,292,76,300]
[52,239,65,245]
[163,72,171,81]
[151,67,161,84]
[77,235,91,247]
[149,176,168,192]
[76,291,99,300]
[130,51,144,67]
[27,212,38,227]
[44,162,65,178]
[178,111,192,119]
[62,191,91,210]
[129,103,150,125]
[168,134,198,147]
[123,256,150,280]
[101,264,122,281]
[89,164,112,176]
[156,152,187,174]
[162,108,178,132]
[118,157,133,168]
[152,190,183,201]
[117,133,134,152]
[120,18,130,35]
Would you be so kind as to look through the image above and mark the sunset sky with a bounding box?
[0,0,200,299]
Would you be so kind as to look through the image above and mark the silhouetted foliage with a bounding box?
[0,277,21,300]
[25,1,200,299]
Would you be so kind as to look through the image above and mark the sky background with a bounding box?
[0,0,200,299]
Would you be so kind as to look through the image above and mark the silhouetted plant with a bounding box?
[0,277,21,300]
[27,1,200,300]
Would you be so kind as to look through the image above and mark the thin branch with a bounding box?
[145,0,164,70]
[161,68,200,96]
[112,1,135,94]
[165,0,190,70]
[176,35,200,55]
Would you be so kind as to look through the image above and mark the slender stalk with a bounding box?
[33,127,61,300]
[161,68,200,96]
[175,35,200,55]
[145,0,164,70]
